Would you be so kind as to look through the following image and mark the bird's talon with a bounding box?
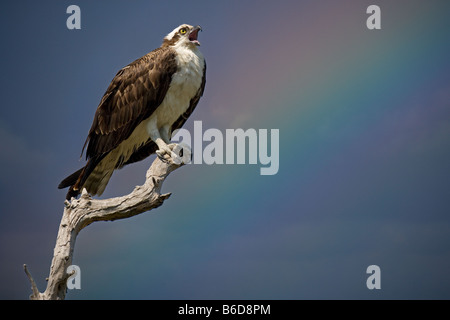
[156,147,182,165]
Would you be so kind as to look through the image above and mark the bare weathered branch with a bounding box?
[23,264,42,300]
[24,157,182,300]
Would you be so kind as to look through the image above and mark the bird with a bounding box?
[58,24,206,200]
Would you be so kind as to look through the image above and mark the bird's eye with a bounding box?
[179,28,187,35]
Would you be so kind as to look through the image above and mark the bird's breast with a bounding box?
[152,46,204,128]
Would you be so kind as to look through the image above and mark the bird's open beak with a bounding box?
[189,25,202,46]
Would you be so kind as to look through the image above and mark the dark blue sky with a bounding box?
[1,1,450,299]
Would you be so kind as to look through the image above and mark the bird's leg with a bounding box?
[162,125,193,164]
[160,125,186,163]
[147,121,182,164]
[160,125,173,145]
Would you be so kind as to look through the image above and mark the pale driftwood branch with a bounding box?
[24,157,182,300]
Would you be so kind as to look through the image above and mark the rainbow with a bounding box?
[75,1,450,299]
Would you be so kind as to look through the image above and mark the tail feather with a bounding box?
[66,185,82,200]
[58,167,86,200]
[58,153,112,200]
[58,168,84,189]
[83,169,114,197]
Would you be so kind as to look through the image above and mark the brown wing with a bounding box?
[58,47,178,198]
[83,46,178,159]
[122,60,206,166]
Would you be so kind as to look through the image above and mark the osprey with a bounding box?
[59,24,206,200]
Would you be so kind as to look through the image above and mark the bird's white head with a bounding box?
[162,24,202,48]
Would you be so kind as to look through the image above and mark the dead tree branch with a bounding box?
[24,157,182,300]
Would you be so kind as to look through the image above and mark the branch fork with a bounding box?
[24,157,182,300]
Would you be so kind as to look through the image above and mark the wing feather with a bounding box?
[82,47,178,159]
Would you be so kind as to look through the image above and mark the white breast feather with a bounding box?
[153,45,204,127]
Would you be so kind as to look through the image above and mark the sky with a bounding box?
[0,0,449,299]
